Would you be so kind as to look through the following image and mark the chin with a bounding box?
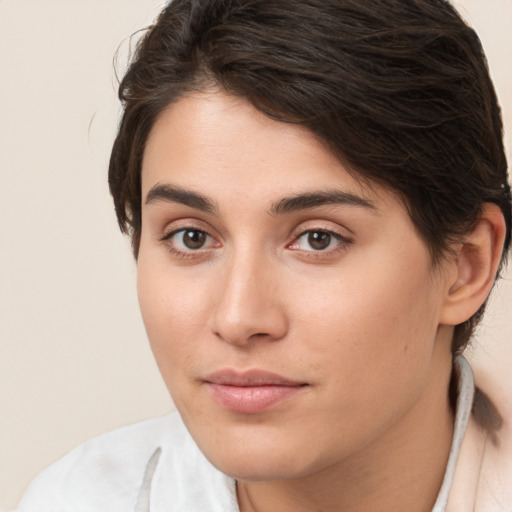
[211,453,312,482]
[193,424,322,482]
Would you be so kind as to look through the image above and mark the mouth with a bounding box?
[203,369,308,414]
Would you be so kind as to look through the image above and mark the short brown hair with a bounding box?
[109,0,511,353]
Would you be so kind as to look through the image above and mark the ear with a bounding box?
[440,203,507,326]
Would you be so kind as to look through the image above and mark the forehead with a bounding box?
[141,91,395,212]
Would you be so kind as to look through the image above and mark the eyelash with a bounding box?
[160,226,352,260]
[288,229,352,258]
[160,228,218,260]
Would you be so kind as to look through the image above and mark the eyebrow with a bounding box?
[145,184,217,214]
[269,190,376,216]
[144,184,376,216]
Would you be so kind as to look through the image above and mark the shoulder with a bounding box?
[14,412,236,512]
[473,364,512,511]
[450,358,512,512]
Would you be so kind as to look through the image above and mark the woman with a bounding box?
[16,0,512,511]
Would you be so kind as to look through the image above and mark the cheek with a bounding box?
[136,256,208,377]
[292,253,441,384]
[288,274,440,447]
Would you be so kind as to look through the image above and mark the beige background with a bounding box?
[0,0,511,510]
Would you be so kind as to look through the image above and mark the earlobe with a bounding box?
[440,203,506,326]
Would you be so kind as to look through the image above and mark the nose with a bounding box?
[210,251,288,346]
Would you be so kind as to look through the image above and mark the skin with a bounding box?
[137,90,475,512]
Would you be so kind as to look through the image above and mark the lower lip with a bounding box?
[206,383,305,414]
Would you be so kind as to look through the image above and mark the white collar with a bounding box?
[432,355,475,512]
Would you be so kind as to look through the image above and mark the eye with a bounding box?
[162,228,216,253]
[289,229,350,253]
[301,231,335,251]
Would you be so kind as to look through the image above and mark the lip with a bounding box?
[204,369,308,414]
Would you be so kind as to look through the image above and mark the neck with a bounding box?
[237,353,455,512]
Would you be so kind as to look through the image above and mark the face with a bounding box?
[138,91,455,482]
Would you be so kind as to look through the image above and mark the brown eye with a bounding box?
[182,229,207,249]
[307,231,333,250]
[163,228,213,253]
[290,229,349,254]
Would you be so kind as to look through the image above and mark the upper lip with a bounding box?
[204,369,306,387]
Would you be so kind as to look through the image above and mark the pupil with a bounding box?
[184,230,206,249]
[308,231,331,250]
